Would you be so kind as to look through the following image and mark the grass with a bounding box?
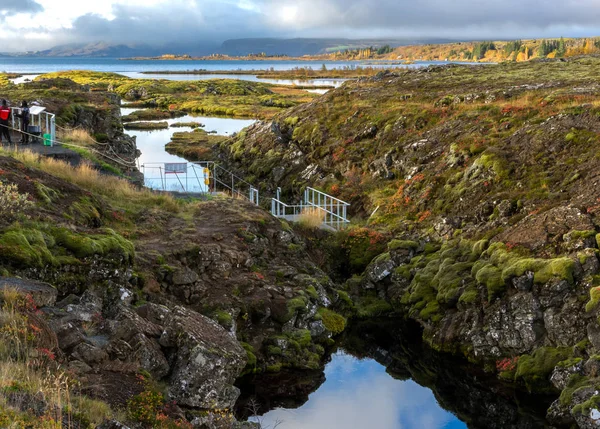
[297,207,326,229]
[0,148,178,212]
[38,71,318,120]
[58,128,96,146]
[0,288,115,427]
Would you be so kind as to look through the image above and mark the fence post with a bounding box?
[50,115,55,147]
[213,165,218,193]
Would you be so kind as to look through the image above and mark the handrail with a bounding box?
[271,186,351,230]
[140,160,260,205]
[306,187,350,206]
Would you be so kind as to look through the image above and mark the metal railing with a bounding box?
[139,161,259,205]
[9,107,55,146]
[271,187,350,230]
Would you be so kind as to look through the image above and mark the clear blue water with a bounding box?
[253,352,466,429]
[0,57,465,74]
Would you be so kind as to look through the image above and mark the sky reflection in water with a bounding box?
[255,352,466,429]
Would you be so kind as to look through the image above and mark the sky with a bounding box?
[255,351,466,429]
[3,0,600,52]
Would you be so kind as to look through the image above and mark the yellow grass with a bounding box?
[0,288,114,426]
[298,207,326,229]
[58,128,96,146]
[0,148,179,212]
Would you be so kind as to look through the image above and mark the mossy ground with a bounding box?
[37,71,317,120]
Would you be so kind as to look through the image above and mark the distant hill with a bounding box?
[31,42,164,58]
[219,38,449,57]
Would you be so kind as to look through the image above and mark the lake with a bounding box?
[122,107,255,192]
[0,57,468,74]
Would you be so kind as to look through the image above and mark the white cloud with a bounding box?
[4,0,600,52]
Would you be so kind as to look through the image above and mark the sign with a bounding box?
[29,106,47,115]
[164,163,187,174]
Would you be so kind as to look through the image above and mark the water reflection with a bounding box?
[123,110,255,165]
[253,352,466,429]
[237,319,554,429]
[122,109,254,191]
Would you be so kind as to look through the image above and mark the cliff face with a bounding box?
[0,149,344,427]
[218,57,600,426]
[0,77,347,427]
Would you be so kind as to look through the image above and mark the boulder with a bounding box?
[0,277,57,307]
[159,306,246,409]
[72,343,108,366]
[52,321,85,352]
[129,333,170,379]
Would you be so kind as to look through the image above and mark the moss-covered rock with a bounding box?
[318,307,346,335]
[514,347,572,392]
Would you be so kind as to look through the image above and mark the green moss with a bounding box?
[572,395,600,417]
[266,346,283,356]
[473,152,509,179]
[586,287,600,312]
[372,252,391,264]
[306,285,319,300]
[388,240,418,251]
[394,264,414,280]
[434,260,473,305]
[567,230,596,240]
[559,374,592,406]
[0,229,56,267]
[52,228,135,262]
[69,198,101,226]
[502,257,575,285]
[459,286,480,305]
[291,329,313,347]
[424,243,441,255]
[318,308,347,335]
[420,300,441,321]
[556,357,583,368]
[266,363,282,373]
[471,239,490,256]
[475,264,505,301]
[35,183,60,205]
[241,343,257,374]
[355,296,393,318]
[287,296,308,316]
[284,116,299,126]
[214,310,233,329]
[514,347,572,392]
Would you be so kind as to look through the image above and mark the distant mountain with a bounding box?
[31,42,164,58]
[219,38,451,57]
[8,38,454,58]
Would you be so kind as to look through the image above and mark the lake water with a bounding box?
[251,351,466,429]
[0,57,465,75]
[122,107,254,191]
[126,111,255,165]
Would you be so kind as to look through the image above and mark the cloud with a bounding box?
[0,0,43,19]
[261,0,600,38]
[5,0,600,52]
[65,1,267,45]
